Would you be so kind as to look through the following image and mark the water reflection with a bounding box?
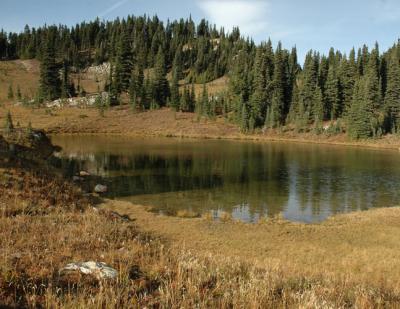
[52,135,400,223]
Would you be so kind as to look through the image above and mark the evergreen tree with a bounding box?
[153,47,170,106]
[384,52,400,133]
[180,85,191,112]
[170,54,181,110]
[199,83,209,116]
[299,51,319,122]
[347,79,373,139]
[16,85,22,100]
[313,85,324,124]
[4,111,14,134]
[39,38,61,101]
[189,82,196,112]
[114,30,133,93]
[60,60,73,98]
[249,47,268,127]
[324,66,341,119]
[7,85,14,100]
[340,50,357,115]
[270,44,286,127]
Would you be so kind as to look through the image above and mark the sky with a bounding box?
[2,0,400,61]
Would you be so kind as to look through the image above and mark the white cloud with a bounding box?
[98,0,130,18]
[197,0,269,37]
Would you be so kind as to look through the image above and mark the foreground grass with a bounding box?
[1,165,400,307]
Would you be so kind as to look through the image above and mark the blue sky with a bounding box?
[2,0,400,61]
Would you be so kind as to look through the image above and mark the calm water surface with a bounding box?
[52,135,400,223]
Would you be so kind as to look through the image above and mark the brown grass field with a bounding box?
[1,162,400,308]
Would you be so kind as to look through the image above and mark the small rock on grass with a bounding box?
[60,261,118,280]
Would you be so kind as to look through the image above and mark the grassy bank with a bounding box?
[2,164,400,308]
[0,133,399,307]
[3,103,400,151]
[104,200,400,290]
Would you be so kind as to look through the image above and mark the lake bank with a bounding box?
[103,198,400,289]
[4,104,400,151]
[1,131,400,307]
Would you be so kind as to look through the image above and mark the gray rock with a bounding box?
[94,184,108,193]
[60,261,118,279]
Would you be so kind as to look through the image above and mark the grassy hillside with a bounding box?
[0,59,228,103]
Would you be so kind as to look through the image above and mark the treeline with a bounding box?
[230,41,400,138]
[2,15,400,138]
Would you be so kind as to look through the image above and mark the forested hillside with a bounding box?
[1,15,400,139]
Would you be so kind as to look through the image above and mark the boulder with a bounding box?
[94,184,108,193]
[79,171,91,177]
[72,176,84,182]
[60,261,118,280]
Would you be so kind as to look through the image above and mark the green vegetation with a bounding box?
[2,16,400,139]
[4,111,14,134]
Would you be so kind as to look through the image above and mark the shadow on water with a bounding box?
[51,135,400,223]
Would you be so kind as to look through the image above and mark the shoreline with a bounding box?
[102,198,400,286]
[2,104,400,151]
[49,130,400,152]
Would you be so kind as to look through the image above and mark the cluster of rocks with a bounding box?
[45,92,109,109]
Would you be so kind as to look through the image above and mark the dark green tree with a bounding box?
[4,111,14,134]
[324,66,341,119]
[39,38,61,101]
[114,30,133,94]
[7,85,14,100]
[384,52,400,132]
[152,47,170,106]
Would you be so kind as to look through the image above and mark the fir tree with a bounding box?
[16,85,22,100]
[180,85,191,112]
[249,47,268,127]
[39,38,61,101]
[199,83,209,116]
[60,60,73,98]
[153,47,170,106]
[170,58,181,111]
[313,85,324,124]
[7,85,14,100]
[270,44,286,127]
[347,79,373,139]
[324,66,341,119]
[114,30,133,93]
[384,52,400,132]
[4,111,14,134]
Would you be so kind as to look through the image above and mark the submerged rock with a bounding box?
[60,261,118,279]
[94,184,108,193]
[72,176,84,182]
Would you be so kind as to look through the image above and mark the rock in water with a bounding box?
[73,176,84,182]
[79,171,91,177]
[94,184,108,193]
[60,261,118,279]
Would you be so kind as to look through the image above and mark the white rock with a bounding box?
[79,171,91,177]
[94,184,108,193]
[60,261,118,279]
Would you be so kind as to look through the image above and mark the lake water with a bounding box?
[52,135,400,223]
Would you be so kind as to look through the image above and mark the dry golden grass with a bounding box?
[0,60,40,101]
[104,199,400,300]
